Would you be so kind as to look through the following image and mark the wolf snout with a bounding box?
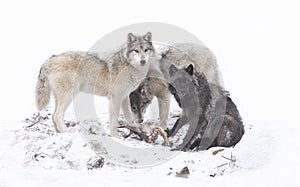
[138,119,144,123]
[140,60,146,66]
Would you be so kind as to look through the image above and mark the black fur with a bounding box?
[168,65,244,151]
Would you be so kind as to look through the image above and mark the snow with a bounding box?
[1,0,300,186]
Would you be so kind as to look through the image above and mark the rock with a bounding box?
[175,166,190,178]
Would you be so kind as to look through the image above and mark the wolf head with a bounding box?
[125,32,155,68]
[129,80,154,123]
[168,64,195,107]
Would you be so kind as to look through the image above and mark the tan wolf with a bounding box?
[35,32,155,136]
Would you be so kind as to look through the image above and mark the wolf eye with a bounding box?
[132,106,137,111]
[134,49,139,53]
[141,104,145,109]
[144,49,149,52]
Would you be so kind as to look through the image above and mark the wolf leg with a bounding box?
[121,97,139,130]
[157,93,170,130]
[109,97,122,137]
[175,115,202,151]
[52,91,73,133]
[168,115,187,137]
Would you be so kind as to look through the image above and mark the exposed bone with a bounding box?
[118,124,170,146]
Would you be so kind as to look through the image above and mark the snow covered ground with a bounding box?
[1,0,300,186]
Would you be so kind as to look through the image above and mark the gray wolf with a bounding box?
[35,32,155,136]
[167,64,244,151]
[129,43,221,129]
[160,43,221,85]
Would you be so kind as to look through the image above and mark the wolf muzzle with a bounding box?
[140,60,146,66]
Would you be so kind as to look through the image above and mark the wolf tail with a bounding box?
[35,63,51,110]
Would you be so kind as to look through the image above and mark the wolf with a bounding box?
[35,32,155,136]
[129,43,221,130]
[160,43,221,85]
[167,64,244,151]
[129,69,170,129]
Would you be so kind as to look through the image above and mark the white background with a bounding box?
[0,0,299,186]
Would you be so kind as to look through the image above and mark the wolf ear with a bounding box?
[143,32,152,41]
[127,33,136,43]
[186,64,194,75]
[169,64,178,76]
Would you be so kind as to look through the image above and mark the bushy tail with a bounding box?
[35,65,50,110]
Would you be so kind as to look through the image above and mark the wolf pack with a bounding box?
[35,32,244,151]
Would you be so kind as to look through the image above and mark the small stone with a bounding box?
[175,166,190,178]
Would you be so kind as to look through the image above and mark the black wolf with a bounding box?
[168,64,244,151]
